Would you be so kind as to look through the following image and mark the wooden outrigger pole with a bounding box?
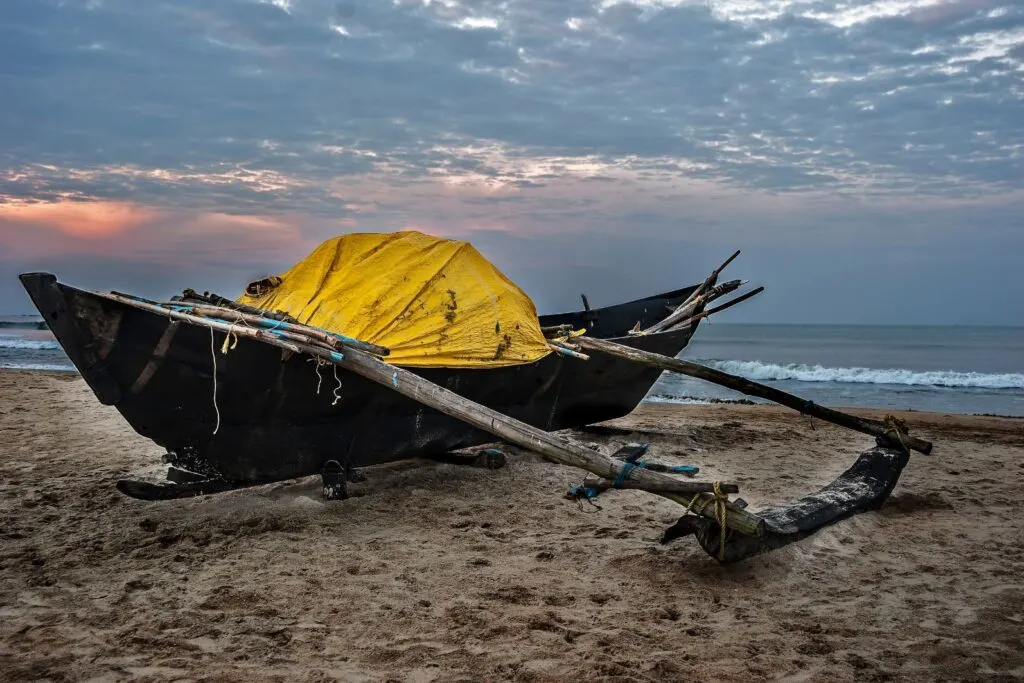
[566,335,933,455]
[94,292,766,538]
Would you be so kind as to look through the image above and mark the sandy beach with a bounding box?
[1,369,1022,682]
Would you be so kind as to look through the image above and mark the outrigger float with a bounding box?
[19,231,932,563]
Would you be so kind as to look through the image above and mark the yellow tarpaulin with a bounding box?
[237,231,553,368]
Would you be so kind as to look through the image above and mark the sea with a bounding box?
[2,317,1022,417]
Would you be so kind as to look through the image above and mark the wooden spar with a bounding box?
[644,250,740,334]
[663,287,765,332]
[574,335,934,455]
[687,249,740,306]
[640,279,745,335]
[95,289,765,535]
[180,289,297,323]
[547,342,590,361]
[155,301,391,357]
[581,476,739,495]
[328,345,763,536]
[97,292,336,357]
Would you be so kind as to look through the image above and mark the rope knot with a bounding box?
[685,482,730,562]
[613,462,636,488]
[882,414,910,453]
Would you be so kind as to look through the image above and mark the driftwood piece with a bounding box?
[94,291,765,536]
[663,443,911,563]
[574,335,933,455]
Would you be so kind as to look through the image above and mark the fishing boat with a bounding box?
[19,232,717,495]
[19,231,932,563]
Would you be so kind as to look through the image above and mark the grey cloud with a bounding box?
[0,0,1022,208]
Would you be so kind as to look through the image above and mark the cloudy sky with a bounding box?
[2,0,1022,324]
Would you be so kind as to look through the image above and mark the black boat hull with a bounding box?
[20,273,699,485]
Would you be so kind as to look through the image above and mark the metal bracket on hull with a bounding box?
[321,460,348,500]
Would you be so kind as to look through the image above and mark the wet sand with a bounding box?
[1,369,1022,682]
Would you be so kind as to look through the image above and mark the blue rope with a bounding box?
[568,486,602,500]
[613,462,636,488]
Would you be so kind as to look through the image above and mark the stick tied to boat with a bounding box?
[569,335,933,455]
[93,290,765,537]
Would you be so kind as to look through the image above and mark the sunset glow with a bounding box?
[0,200,157,239]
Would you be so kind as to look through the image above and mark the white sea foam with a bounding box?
[0,337,61,350]
[0,363,75,372]
[704,360,1024,390]
[644,395,714,405]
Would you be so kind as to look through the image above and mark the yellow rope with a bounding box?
[686,481,730,561]
[550,328,588,344]
[882,414,910,453]
[220,323,239,354]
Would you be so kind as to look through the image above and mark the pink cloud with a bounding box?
[0,200,158,238]
[0,199,314,267]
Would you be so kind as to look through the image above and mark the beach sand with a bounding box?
[1,369,1022,682]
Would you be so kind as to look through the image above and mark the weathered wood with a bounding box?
[581,476,739,495]
[156,301,391,357]
[547,343,590,361]
[665,444,912,564]
[329,344,764,536]
[644,250,739,333]
[93,290,766,536]
[664,287,765,331]
[642,279,745,334]
[97,292,332,358]
[575,335,933,455]
[180,289,297,323]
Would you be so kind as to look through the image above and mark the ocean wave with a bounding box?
[644,395,713,405]
[0,337,61,350]
[0,362,76,372]
[704,360,1024,390]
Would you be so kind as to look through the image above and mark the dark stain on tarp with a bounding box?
[444,289,458,324]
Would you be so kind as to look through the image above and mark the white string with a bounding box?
[310,357,324,394]
[331,365,342,406]
[210,327,221,435]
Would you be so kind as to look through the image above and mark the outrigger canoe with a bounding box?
[18,271,700,494]
[17,231,932,563]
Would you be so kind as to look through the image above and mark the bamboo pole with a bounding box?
[95,290,764,536]
[644,250,740,334]
[663,287,765,331]
[328,344,763,536]
[98,292,340,358]
[574,335,933,455]
[637,279,745,335]
[581,476,739,495]
[156,301,391,357]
